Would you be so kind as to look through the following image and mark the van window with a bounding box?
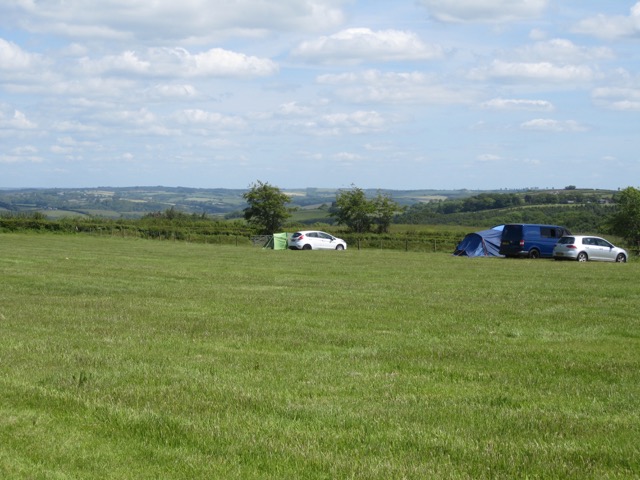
[502,225,523,241]
[540,227,558,238]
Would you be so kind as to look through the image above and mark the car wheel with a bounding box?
[335,244,344,250]
[302,244,312,250]
[577,252,588,262]
[616,253,626,263]
[529,249,540,259]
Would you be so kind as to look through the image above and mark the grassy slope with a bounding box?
[1,234,638,479]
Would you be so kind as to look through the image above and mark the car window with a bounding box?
[595,238,612,248]
[558,237,574,244]
[318,232,331,239]
[541,227,558,238]
[308,232,318,238]
[582,237,594,245]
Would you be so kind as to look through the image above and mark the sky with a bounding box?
[1,1,639,191]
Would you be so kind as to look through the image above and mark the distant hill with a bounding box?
[0,186,518,219]
[0,186,618,232]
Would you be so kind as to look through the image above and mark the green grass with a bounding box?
[1,234,639,479]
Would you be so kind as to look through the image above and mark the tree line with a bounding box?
[242,181,402,235]
[3,182,640,251]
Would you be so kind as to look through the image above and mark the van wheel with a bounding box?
[528,249,540,259]
[577,252,588,262]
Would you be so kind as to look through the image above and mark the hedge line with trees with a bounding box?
[3,185,640,254]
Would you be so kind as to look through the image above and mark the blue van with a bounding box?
[499,224,571,259]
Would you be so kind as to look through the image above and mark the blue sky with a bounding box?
[1,1,639,190]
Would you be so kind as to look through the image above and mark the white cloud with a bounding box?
[51,144,74,155]
[298,110,389,135]
[112,109,157,127]
[592,87,640,111]
[78,47,277,78]
[8,0,347,41]
[38,77,138,99]
[51,120,98,133]
[175,109,246,129]
[0,110,37,129]
[515,39,614,64]
[520,119,588,132]
[191,48,278,77]
[470,60,595,83]
[0,38,40,70]
[317,70,472,105]
[79,50,150,75]
[0,154,43,164]
[419,0,548,23]
[574,2,640,40]
[13,145,38,155]
[277,102,314,116]
[522,158,541,166]
[481,98,554,111]
[334,152,363,162]
[322,111,385,129]
[146,84,199,99]
[292,28,444,64]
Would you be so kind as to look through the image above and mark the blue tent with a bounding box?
[453,225,504,257]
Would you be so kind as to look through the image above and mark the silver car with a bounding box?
[553,235,627,262]
[288,230,347,250]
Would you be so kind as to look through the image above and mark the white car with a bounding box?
[288,230,347,250]
[553,235,628,262]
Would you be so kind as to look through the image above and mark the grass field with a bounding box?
[1,234,638,479]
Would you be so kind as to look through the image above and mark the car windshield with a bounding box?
[558,237,575,244]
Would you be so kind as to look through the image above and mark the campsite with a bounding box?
[1,233,638,478]
[453,225,504,257]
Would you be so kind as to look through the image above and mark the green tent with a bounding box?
[264,233,289,250]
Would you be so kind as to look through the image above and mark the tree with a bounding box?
[608,186,640,249]
[372,192,402,233]
[330,186,401,234]
[330,185,374,233]
[242,180,292,234]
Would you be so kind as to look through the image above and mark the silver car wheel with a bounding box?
[577,252,588,262]
[616,253,626,263]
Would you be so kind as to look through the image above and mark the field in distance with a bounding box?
[1,234,638,478]
[1,186,616,220]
